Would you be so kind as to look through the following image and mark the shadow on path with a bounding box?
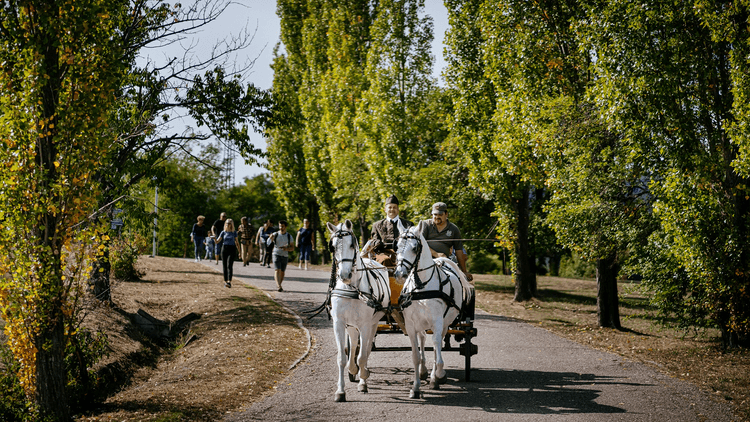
[364,367,631,415]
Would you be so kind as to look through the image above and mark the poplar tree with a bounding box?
[0,1,127,419]
[355,0,439,209]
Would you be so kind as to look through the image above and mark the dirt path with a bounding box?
[201,260,735,422]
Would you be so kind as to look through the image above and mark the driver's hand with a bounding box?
[437,252,447,258]
[466,273,473,282]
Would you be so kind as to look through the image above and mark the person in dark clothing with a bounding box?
[370,195,413,266]
[211,212,227,265]
[237,216,254,266]
[190,215,208,262]
[215,218,238,288]
[296,219,315,270]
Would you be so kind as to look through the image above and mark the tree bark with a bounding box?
[596,256,621,329]
[90,245,112,303]
[513,186,537,301]
[34,310,69,421]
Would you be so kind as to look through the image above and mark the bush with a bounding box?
[0,340,30,421]
[65,328,110,411]
[558,252,596,279]
[110,233,147,281]
[467,250,505,275]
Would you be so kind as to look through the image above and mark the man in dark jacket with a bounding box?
[370,195,413,266]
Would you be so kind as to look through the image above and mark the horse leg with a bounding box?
[333,320,348,402]
[406,327,422,399]
[417,331,428,381]
[356,324,376,393]
[346,326,360,383]
[429,321,447,390]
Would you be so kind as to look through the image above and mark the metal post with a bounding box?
[152,185,158,257]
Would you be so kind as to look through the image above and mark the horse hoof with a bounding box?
[419,371,428,381]
[409,389,421,399]
[437,373,448,385]
[429,379,440,390]
[334,392,346,402]
[358,384,368,393]
[348,373,356,382]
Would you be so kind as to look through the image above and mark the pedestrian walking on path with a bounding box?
[215,218,238,288]
[267,220,294,291]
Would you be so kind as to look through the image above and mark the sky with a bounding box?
[156,1,450,183]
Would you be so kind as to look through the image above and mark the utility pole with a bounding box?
[152,183,158,257]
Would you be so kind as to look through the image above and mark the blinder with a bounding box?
[330,229,357,264]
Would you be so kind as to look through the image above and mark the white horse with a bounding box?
[327,220,390,402]
[394,221,473,399]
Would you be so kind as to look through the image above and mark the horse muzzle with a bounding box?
[393,267,407,284]
[338,263,354,283]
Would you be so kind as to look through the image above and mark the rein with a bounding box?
[302,258,338,320]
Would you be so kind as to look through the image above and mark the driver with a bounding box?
[420,202,472,282]
[370,195,413,266]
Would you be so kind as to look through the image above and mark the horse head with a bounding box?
[394,221,425,284]
[327,219,358,283]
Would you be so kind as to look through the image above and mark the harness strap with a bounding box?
[331,289,360,300]
[398,289,461,318]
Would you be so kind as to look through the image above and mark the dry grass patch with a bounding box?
[473,273,750,421]
[75,256,307,422]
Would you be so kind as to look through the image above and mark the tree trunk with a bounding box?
[513,186,537,301]
[90,245,112,303]
[34,311,69,421]
[596,256,621,329]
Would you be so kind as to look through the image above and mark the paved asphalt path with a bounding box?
[195,259,734,422]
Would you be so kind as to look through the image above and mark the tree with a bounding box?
[445,0,564,301]
[355,0,440,211]
[153,144,285,259]
[90,1,272,301]
[544,101,653,329]
[583,0,750,346]
[0,1,127,419]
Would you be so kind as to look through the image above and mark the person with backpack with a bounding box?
[267,220,294,292]
[256,219,275,267]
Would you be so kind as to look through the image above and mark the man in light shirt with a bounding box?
[267,220,294,292]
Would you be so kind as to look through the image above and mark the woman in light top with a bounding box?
[215,218,238,288]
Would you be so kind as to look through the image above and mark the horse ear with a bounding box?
[344,219,353,231]
[326,222,337,233]
[397,218,406,234]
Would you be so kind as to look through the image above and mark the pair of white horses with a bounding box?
[326,219,473,401]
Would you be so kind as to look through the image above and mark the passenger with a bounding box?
[370,195,413,267]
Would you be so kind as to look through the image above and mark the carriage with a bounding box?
[318,220,478,401]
